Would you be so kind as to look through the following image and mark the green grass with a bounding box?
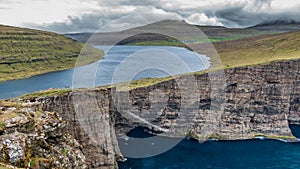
[20,88,71,99]
[206,37,241,42]
[29,159,36,167]
[115,77,175,91]
[254,134,297,141]
[29,158,49,168]
[129,37,242,47]
[205,134,297,141]
[61,149,69,156]
[130,41,187,47]
[0,112,19,131]
[21,77,173,99]
[127,36,243,47]
[0,100,21,108]
[0,101,22,131]
[211,30,300,69]
[0,24,104,82]
[114,21,281,47]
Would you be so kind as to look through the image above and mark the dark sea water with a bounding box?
[119,125,300,169]
[0,46,210,99]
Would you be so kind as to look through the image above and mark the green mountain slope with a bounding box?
[0,25,103,82]
[212,30,300,68]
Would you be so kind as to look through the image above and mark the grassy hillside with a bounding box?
[0,25,103,82]
[123,21,300,46]
[210,30,300,68]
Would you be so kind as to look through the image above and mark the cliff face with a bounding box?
[1,59,300,168]
[37,90,123,169]
[109,59,300,141]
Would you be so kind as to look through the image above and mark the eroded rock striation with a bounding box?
[1,59,300,168]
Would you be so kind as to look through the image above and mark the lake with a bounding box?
[0,46,210,99]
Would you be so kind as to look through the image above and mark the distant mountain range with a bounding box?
[65,20,300,45]
[257,19,300,26]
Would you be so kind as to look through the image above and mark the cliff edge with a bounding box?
[1,58,300,168]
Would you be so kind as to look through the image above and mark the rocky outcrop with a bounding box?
[1,59,300,168]
[0,101,87,168]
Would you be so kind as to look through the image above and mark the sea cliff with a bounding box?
[1,58,300,168]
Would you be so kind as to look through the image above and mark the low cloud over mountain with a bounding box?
[1,0,299,33]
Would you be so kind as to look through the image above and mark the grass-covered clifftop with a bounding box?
[0,25,103,82]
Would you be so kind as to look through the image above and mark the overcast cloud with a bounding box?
[0,0,299,33]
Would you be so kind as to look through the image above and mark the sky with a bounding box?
[0,0,299,33]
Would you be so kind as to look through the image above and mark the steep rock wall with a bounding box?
[37,90,123,169]
[30,59,300,168]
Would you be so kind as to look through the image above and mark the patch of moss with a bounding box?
[29,159,36,167]
[0,101,21,109]
[0,112,19,130]
[29,158,49,168]
[208,133,224,140]
[0,123,4,132]
[61,149,69,156]
[254,134,296,141]
[186,131,199,140]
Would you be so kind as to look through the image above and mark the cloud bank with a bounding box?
[1,0,300,33]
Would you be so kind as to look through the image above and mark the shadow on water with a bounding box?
[126,127,156,138]
[289,124,300,139]
[119,126,300,169]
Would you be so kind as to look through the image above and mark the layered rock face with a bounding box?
[208,60,299,140]
[37,90,123,169]
[112,59,300,141]
[1,59,300,168]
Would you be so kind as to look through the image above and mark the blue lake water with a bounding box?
[0,46,210,99]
